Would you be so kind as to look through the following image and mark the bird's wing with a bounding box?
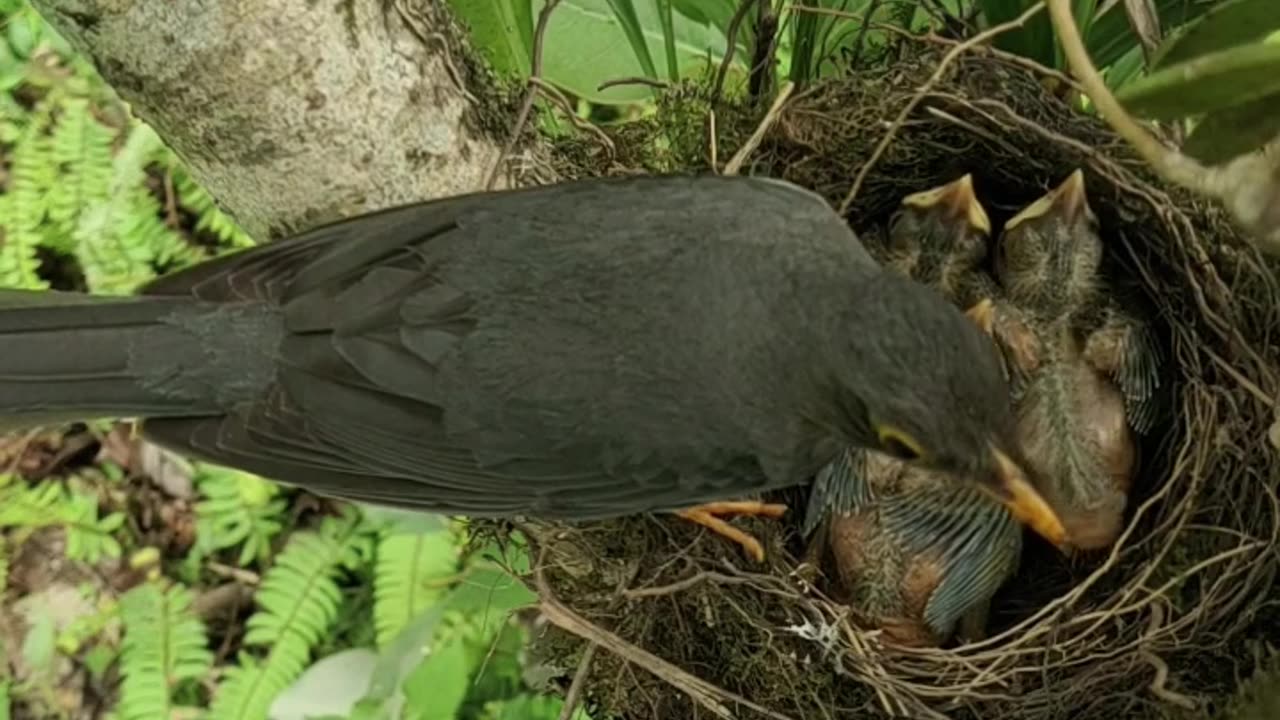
[142,177,795,519]
[1080,298,1163,434]
[802,447,873,537]
[879,486,1022,638]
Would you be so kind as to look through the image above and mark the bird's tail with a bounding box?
[0,288,267,430]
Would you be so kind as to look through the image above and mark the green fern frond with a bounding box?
[372,528,460,647]
[118,581,213,720]
[170,166,255,249]
[0,110,54,289]
[45,96,116,254]
[73,124,176,294]
[0,476,123,563]
[60,491,124,564]
[193,465,286,566]
[209,513,361,720]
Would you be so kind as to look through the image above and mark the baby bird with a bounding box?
[807,175,1024,646]
[991,170,1162,552]
[822,447,1024,647]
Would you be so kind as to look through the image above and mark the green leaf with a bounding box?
[5,7,41,59]
[446,0,536,76]
[1104,43,1146,90]
[118,582,214,720]
[603,0,661,80]
[1117,40,1280,120]
[656,0,678,82]
[483,694,586,720]
[1087,0,1213,69]
[670,0,746,60]
[373,529,460,646]
[401,633,471,720]
[1055,0,1099,70]
[358,505,450,535]
[979,0,1056,66]
[209,514,361,720]
[534,0,738,104]
[1184,90,1280,164]
[268,648,381,720]
[1151,0,1280,71]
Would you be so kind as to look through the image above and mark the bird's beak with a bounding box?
[1006,169,1093,231]
[964,298,996,336]
[979,445,1068,546]
[902,174,991,235]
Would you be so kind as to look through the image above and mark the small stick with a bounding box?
[558,644,597,720]
[486,0,563,190]
[713,0,758,105]
[724,81,795,175]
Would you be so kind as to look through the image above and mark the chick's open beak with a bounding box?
[901,174,992,235]
[980,445,1067,546]
[1006,169,1093,231]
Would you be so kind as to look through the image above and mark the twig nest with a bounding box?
[483,42,1280,720]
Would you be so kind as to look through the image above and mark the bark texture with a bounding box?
[31,0,506,239]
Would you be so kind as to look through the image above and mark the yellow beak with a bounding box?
[901,174,992,235]
[981,446,1067,546]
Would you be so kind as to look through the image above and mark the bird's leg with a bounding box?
[673,500,788,563]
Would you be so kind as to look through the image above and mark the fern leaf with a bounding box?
[373,529,460,647]
[61,491,123,564]
[0,113,53,289]
[45,96,115,254]
[170,166,255,249]
[74,124,177,293]
[117,581,213,720]
[209,514,360,720]
[194,466,286,566]
[0,477,122,563]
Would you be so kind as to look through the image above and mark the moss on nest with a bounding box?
[479,41,1280,720]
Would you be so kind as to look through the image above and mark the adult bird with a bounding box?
[0,174,1067,559]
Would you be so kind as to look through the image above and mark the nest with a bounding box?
[484,41,1280,720]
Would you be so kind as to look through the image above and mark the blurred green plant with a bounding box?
[1115,0,1280,164]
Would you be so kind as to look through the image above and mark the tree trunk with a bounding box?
[29,0,508,240]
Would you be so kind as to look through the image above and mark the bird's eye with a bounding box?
[876,425,924,461]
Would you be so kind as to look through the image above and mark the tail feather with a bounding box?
[0,289,247,429]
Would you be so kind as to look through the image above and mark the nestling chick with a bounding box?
[823,449,1023,647]
[807,175,1025,645]
[992,170,1162,552]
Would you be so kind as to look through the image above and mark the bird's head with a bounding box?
[886,174,992,276]
[819,272,1067,546]
[995,169,1102,315]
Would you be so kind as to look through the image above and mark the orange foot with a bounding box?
[674,500,788,563]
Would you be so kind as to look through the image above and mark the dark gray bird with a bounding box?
[0,174,1067,558]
